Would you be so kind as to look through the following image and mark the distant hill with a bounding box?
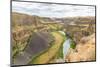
[12,12,36,25]
[12,12,95,25]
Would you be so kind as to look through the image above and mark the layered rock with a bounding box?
[66,33,95,62]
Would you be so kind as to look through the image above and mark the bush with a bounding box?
[70,41,76,49]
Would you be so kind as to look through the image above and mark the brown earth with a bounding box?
[66,33,95,62]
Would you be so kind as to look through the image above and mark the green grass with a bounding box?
[70,41,76,49]
[56,31,66,59]
[28,31,65,64]
[47,31,67,62]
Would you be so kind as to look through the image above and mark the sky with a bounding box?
[12,1,95,18]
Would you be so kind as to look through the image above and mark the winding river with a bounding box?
[14,31,71,65]
[63,39,71,59]
[58,31,71,61]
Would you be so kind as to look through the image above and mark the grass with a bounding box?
[46,31,67,63]
[29,31,65,64]
[56,31,66,59]
[12,12,95,64]
[70,41,76,49]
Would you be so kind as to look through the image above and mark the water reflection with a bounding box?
[63,39,71,59]
[58,31,71,61]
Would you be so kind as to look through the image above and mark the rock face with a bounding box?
[13,32,52,65]
[66,33,95,62]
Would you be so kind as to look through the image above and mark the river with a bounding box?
[55,31,71,62]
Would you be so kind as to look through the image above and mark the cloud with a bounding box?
[12,1,95,18]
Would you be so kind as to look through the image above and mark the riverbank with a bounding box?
[66,33,95,62]
[29,31,65,64]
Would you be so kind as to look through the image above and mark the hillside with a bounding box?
[66,33,95,62]
[12,12,96,65]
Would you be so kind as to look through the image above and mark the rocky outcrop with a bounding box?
[66,33,95,62]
